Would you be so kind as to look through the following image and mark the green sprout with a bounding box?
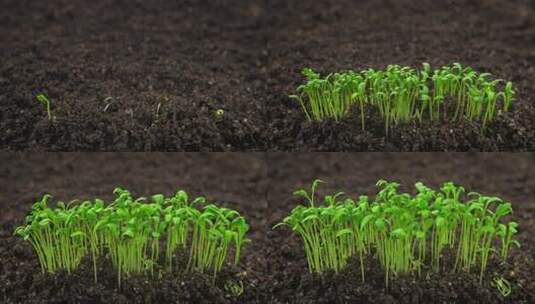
[291,63,515,133]
[14,188,250,287]
[276,180,520,287]
[214,108,225,119]
[35,93,52,120]
[224,279,244,297]
[492,276,512,297]
[14,195,87,275]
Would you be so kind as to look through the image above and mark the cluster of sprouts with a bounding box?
[276,180,519,287]
[14,188,249,286]
[291,63,515,133]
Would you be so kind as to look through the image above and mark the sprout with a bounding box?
[224,279,244,297]
[14,188,250,287]
[276,180,520,287]
[492,276,512,297]
[13,195,86,275]
[214,108,225,119]
[291,63,515,133]
[35,93,52,120]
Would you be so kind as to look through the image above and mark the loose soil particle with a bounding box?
[1,0,535,151]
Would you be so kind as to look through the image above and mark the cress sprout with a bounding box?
[35,93,52,120]
[276,180,520,287]
[291,63,516,134]
[14,188,250,287]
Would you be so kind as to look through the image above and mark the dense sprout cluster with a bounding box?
[14,189,249,286]
[276,180,519,287]
[291,63,515,133]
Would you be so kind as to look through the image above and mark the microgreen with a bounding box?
[35,93,52,120]
[224,279,244,297]
[276,180,520,287]
[14,195,87,275]
[492,276,512,297]
[291,64,515,133]
[214,109,225,119]
[15,188,250,287]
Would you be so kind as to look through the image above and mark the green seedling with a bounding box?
[15,188,250,287]
[224,279,244,297]
[36,93,52,120]
[214,108,225,119]
[14,195,87,275]
[276,180,520,288]
[292,63,515,133]
[492,276,512,297]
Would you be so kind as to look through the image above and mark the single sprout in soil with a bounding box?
[275,179,520,289]
[14,188,250,287]
[492,275,512,297]
[35,93,52,120]
[291,63,516,134]
[224,279,244,297]
[214,108,225,119]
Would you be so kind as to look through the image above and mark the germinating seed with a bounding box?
[291,63,516,133]
[14,188,250,287]
[35,93,52,120]
[275,180,520,287]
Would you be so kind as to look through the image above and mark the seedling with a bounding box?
[224,279,244,297]
[492,276,512,297]
[214,108,225,119]
[291,64,515,133]
[35,93,52,120]
[276,180,520,287]
[15,188,250,287]
[14,195,87,275]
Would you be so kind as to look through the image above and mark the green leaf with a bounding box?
[272,222,287,229]
[508,221,518,233]
[192,197,206,206]
[497,224,507,237]
[39,219,51,227]
[336,229,354,238]
[70,231,86,238]
[122,229,134,238]
[152,194,165,205]
[391,228,406,238]
[415,231,425,239]
[436,217,446,228]
[375,218,386,230]
[225,230,235,242]
[293,189,310,202]
[481,225,495,234]
[360,214,374,229]
[303,215,318,223]
[496,203,512,217]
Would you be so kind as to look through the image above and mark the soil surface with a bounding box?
[1,153,535,303]
[2,0,535,151]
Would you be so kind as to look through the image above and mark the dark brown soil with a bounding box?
[2,0,535,151]
[1,153,535,303]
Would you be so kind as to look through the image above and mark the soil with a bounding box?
[2,0,535,151]
[1,153,535,303]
